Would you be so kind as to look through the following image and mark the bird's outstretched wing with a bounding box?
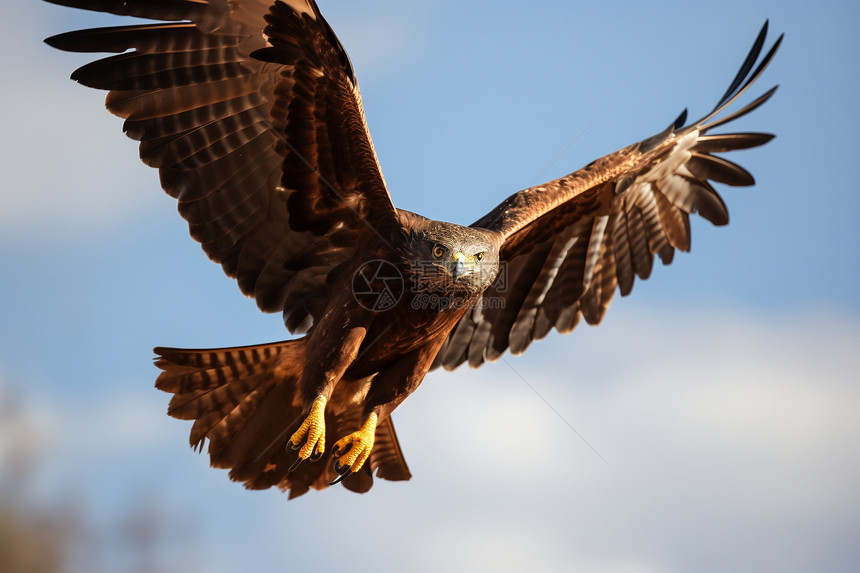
[433,22,782,370]
[45,0,399,332]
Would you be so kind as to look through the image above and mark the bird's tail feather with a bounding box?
[154,339,411,498]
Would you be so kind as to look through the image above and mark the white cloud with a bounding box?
[0,5,166,242]
[3,307,858,571]
[0,373,172,474]
[241,307,859,572]
[8,305,851,572]
[0,85,163,240]
[412,308,860,572]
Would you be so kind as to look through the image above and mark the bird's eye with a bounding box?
[432,245,446,259]
[475,252,484,262]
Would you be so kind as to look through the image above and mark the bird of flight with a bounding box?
[46,0,781,498]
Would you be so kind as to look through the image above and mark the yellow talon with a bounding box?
[289,395,327,459]
[333,412,377,473]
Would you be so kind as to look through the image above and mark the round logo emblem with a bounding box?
[351,259,404,312]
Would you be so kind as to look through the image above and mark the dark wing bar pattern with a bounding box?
[45,0,398,333]
[434,22,782,370]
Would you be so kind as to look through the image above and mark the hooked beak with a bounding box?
[450,251,469,282]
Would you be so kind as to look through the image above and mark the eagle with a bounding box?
[46,0,781,498]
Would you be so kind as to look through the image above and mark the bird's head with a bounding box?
[402,221,500,296]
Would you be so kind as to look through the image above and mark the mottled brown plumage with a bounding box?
[46,0,781,497]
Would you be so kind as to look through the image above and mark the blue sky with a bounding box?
[1,1,859,571]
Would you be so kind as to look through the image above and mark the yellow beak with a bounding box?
[451,251,469,282]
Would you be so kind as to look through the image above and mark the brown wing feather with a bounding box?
[433,22,781,371]
[45,0,399,332]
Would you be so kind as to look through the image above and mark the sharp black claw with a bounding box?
[289,457,303,472]
[328,459,352,485]
[309,449,324,462]
[289,441,300,451]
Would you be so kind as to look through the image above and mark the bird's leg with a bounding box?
[289,395,327,469]
[327,339,444,484]
[329,410,378,485]
[287,322,370,472]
